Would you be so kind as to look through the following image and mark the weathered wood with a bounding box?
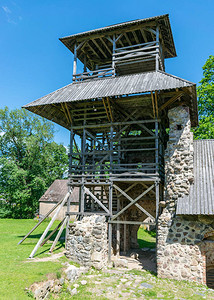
[49,216,68,253]
[112,184,155,221]
[159,91,184,111]
[84,187,109,214]
[109,220,156,225]
[18,197,66,245]
[41,218,65,247]
[29,192,69,258]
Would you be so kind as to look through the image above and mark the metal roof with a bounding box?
[24,71,195,107]
[177,140,214,215]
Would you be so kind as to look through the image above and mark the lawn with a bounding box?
[0,219,65,299]
[137,226,156,249]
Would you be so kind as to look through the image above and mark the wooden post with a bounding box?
[110,125,113,174]
[73,43,77,78]
[156,182,159,220]
[155,120,159,175]
[156,26,159,71]
[116,196,120,257]
[49,216,68,253]
[83,54,87,73]
[112,35,116,76]
[18,197,66,245]
[108,183,113,263]
[29,192,69,258]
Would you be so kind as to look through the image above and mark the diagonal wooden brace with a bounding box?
[112,184,155,221]
[84,187,110,214]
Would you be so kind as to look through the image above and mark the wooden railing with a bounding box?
[73,67,115,82]
[113,41,164,71]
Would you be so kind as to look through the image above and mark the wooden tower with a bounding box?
[24,14,198,258]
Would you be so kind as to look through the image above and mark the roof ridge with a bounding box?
[157,70,196,85]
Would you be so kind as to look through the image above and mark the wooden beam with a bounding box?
[17,197,66,245]
[132,31,140,44]
[151,92,155,118]
[61,103,70,125]
[91,39,108,58]
[159,91,184,111]
[29,192,70,258]
[124,33,132,46]
[112,184,155,221]
[140,28,148,43]
[102,98,111,122]
[84,187,109,214]
[106,97,114,122]
[155,91,159,118]
[100,37,112,56]
[65,103,72,124]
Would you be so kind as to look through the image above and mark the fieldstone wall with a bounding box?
[157,106,210,284]
[66,215,108,269]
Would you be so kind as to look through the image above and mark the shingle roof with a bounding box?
[24,71,195,107]
[177,140,214,215]
[39,179,79,203]
[60,14,176,59]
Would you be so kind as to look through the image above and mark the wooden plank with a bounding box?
[117,182,137,198]
[155,91,159,118]
[29,192,69,258]
[112,184,155,221]
[159,91,184,111]
[108,223,112,263]
[151,92,155,118]
[107,97,114,122]
[49,216,68,253]
[17,197,66,245]
[84,187,109,214]
[102,98,111,122]
[109,221,156,225]
[41,218,65,247]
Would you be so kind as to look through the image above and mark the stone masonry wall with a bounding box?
[66,215,108,269]
[156,106,212,284]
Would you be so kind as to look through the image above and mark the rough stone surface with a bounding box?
[66,215,108,269]
[157,106,214,285]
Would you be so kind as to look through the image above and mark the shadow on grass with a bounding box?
[18,228,66,257]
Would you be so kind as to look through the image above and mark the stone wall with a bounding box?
[156,106,212,284]
[66,215,108,269]
[157,215,214,283]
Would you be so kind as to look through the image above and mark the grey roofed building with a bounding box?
[177,139,214,215]
[39,179,79,220]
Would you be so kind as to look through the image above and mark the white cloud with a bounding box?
[2,6,11,14]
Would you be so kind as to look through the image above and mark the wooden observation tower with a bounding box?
[24,14,198,258]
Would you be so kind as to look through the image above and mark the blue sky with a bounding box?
[0,0,214,146]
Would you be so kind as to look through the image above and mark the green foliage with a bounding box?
[0,107,68,218]
[193,55,214,139]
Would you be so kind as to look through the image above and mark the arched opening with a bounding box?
[137,220,156,249]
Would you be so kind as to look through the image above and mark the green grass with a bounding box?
[137,226,156,248]
[0,219,65,300]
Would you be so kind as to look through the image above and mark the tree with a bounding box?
[193,55,214,139]
[0,107,68,218]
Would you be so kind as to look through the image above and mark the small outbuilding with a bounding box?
[39,180,79,221]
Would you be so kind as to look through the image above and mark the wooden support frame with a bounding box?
[112,184,155,221]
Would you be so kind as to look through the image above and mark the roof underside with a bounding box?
[60,14,176,69]
[177,140,214,215]
[23,71,198,129]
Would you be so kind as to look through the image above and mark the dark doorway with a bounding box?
[207,268,214,289]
